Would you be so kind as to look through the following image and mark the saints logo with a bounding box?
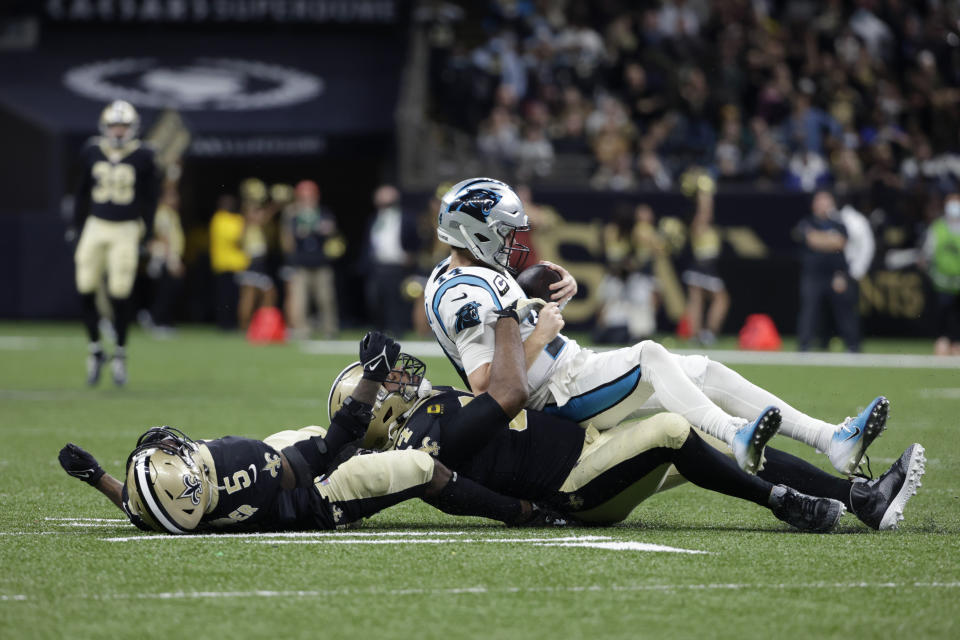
[331,505,344,523]
[418,437,440,457]
[567,493,584,510]
[262,452,282,478]
[178,474,203,506]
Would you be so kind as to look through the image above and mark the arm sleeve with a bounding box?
[280,408,370,487]
[73,147,93,229]
[440,393,511,464]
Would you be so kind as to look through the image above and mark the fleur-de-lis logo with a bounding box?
[178,474,203,506]
[418,437,440,457]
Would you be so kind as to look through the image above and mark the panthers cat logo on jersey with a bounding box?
[178,474,203,506]
[454,301,482,333]
[448,188,502,222]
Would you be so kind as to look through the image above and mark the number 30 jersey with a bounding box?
[424,258,581,409]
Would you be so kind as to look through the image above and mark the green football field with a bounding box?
[1,323,957,639]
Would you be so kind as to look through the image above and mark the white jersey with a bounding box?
[424,258,580,409]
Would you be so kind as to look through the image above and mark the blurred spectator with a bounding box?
[209,194,247,330]
[922,191,960,355]
[236,178,278,330]
[796,190,859,352]
[365,185,414,335]
[140,181,185,335]
[514,184,561,266]
[515,124,554,181]
[281,180,341,339]
[681,181,728,346]
[786,149,831,192]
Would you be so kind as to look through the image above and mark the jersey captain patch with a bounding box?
[454,301,482,333]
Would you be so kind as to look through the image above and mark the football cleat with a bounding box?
[86,349,106,386]
[769,485,846,533]
[111,354,128,387]
[512,503,578,528]
[828,396,889,476]
[850,443,925,530]
[732,406,781,474]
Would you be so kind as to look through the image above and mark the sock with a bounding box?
[758,447,853,508]
[671,430,772,506]
[88,341,103,356]
[110,296,130,348]
[424,471,524,524]
[640,342,744,444]
[80,293,101,343]
[701,360,837,451]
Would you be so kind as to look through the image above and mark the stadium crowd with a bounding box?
[425,0,960,221]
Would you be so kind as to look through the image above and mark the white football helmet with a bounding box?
[328,354,432,450]
[437,177,530,274]
[98,100,140,147]
[122,426,212,534]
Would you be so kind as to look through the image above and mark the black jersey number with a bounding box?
[91,161,136,205]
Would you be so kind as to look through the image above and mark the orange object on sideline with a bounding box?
[675,314,693,339]
[247,307,286,344]
[738,314,782,351]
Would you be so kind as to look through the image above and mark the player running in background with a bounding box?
[69,100,161,387]
[424,177,889,477]
[58,332,567,533]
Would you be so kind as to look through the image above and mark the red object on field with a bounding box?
[247,307,286,344]
[675,314,693,339]
[738,314,782,351]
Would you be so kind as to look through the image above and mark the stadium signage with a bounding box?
[63,58,323,110]
[44,0,396,23]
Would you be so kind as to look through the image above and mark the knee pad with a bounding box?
[644,413,692,450]
[677,354,710,388]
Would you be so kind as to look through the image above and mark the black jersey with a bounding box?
[74,137,160,229]
[393,389,585,502]
[198,437,333,531]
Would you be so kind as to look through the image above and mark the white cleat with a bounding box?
[828,396,889,476]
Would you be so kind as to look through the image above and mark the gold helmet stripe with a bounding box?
[134,454,189,534]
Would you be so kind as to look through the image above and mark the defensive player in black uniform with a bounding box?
[71,100,161,387]
[58,332,568,533]
[332,301,925,532]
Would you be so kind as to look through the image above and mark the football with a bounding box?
[516,263,562,301]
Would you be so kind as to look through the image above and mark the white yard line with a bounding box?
[45,517,128,522]
[101,530,473,542]
[301,340,960,369]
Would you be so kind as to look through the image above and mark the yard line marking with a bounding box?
[73,581,960,602]
[535,541,708,554]
[249,535,616,545]
[919,388,960,399]
[301,340,960,369]
[101,530,474,542]
[0,336,39,350]
[45,517,128,523]
[0,595,28,601]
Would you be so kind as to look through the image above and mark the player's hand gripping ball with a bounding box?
[516,263,563,301]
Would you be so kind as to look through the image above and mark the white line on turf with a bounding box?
[300,340,960,369]
[101,530,472,542]
[535,541,708,554]
[0,595,28,601]
[45,517,128,522]
[67,582,960,602]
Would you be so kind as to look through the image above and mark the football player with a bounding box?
[424,177,889,476]
[333,306,925,531]
[58,332,567,533]
[71,100,161,386]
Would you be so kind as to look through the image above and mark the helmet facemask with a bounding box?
[99,100,140,148]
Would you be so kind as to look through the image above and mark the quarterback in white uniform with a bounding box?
[424,178,890,476]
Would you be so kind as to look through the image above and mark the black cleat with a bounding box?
[850,443,926,530]
[86,350,106,386]
[770,485,846,533]
[512,503,578,528]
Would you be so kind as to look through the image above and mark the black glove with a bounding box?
[58,443,106,486]
[512,503,579,528]
[359,331,401,383]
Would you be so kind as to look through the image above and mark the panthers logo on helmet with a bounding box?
[448,188,503,222]
[178,473,203,506]
[454,301,482,333]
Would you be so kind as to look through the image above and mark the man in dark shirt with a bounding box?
[796,190,860,352]
[58,332,563,533]
[71,100,161,386]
